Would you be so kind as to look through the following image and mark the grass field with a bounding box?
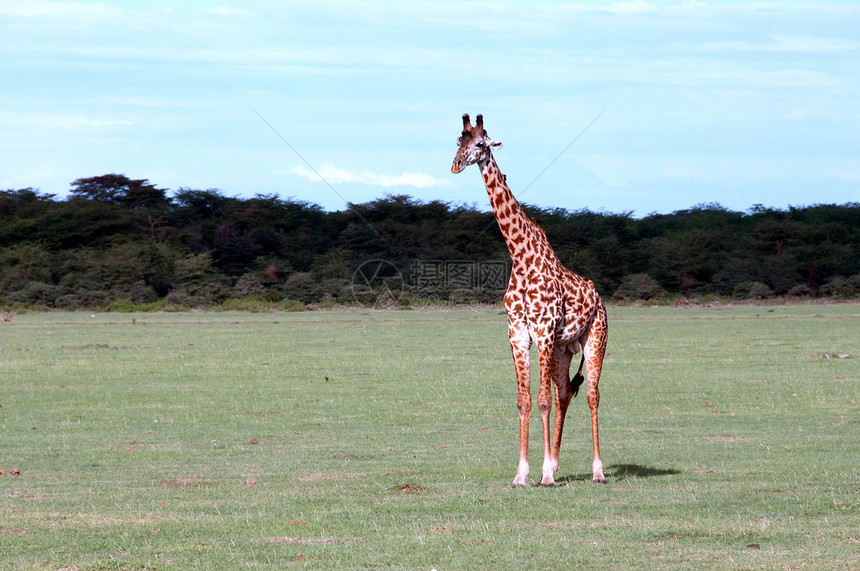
[1,304,858,569]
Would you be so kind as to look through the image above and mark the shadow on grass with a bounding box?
[556,463,679,484]
[609,463,680,480]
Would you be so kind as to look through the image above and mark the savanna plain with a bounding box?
[0,304,857,569]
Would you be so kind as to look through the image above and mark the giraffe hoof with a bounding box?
[511,475,529,488]
[538,478,556,488]
[592,476,607,484]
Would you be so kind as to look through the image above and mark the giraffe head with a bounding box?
[451,113,503,174]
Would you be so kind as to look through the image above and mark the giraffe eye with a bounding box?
[476,141,484,148]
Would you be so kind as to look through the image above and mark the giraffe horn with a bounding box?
[462,113,472,131]
[475,114,484,133]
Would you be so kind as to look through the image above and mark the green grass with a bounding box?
[1,305,857,569]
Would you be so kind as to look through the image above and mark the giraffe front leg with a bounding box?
[510,335,532,488]
[537,343,557,487]
[513,394,530,488]
[539,405,555,487]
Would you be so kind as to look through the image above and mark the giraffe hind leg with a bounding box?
[546,345,575,482]
[585,304,608,484]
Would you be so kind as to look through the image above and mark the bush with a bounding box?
[0,274,27,298]
[174,252,215,284]
[109,281,158,304]
[450,288,479,305]
[819,275,860,299]
[265,288,282,302]
[733,281,774,300]
[165,282,231,308]
[787,284,813,298]
[318,278,352,302]
[851,275,860,295]
[613,273,666,301]
[104,298,166,312]
[280,299,306,312]
[6,281,61,306]
[55,293,87,310]
[53,294,79,309]
[56,290,113,309]
[218,296,276,312]
[281,272,319,303]
[233,273,268,298]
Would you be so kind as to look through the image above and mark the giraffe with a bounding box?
[451,113,608,487]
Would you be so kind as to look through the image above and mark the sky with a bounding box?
[1,0,858,217]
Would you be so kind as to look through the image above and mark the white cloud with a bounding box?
[0,0,121,18]
[0,111,133,134]
[55,117,134,131]
[579,152,860,189]
[702,35,860,53]
[206,6,251,17]
[605,0,656,15]
[289,163,451,189]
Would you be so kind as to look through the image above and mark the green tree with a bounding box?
[70,174,169,210]
[0,242,53,284]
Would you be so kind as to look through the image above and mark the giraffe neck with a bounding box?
[479,154,541,264]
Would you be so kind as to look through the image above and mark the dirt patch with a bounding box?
[160,477,214,489]
[542,522,574,529]
[298,472,369,482]
[266,537,333,545]
[389,484,428,495]
[332,452,375,461]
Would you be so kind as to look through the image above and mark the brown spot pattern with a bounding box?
[450,113,609,486]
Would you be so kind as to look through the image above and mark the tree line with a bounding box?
[1,174,858,310]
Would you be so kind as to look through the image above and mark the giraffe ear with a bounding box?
[488,138,503,151]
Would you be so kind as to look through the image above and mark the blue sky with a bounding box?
[2,0,858,216]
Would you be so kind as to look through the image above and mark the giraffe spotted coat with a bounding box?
[452,113,608,487]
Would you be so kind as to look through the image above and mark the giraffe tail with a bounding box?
[571,355,585,397]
